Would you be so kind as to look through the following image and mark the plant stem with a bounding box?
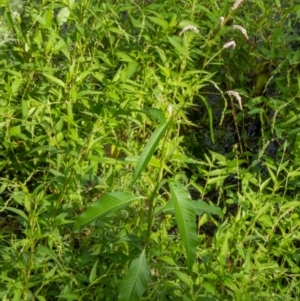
[145,181,161,255]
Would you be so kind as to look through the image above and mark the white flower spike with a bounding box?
[223,41,236,49]
[232,0,244,11]
[220,17,225,26]
[233,25,249,40]
[179,25,199,36]
[227,91,243,110]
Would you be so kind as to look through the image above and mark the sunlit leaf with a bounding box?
[169,181,198,271]
[57,7,70,26]
[42,73,65,88]
[118,249,150,301]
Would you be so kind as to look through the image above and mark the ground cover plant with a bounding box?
[0,0,300,300]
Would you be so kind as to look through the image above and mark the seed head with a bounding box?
[223,41,236,49]
[233,25,249,40]
[167,104,173,117]
[226,91,243,109]
[220,17,225,26]
[232,0,244,11]
[179,25,199,36]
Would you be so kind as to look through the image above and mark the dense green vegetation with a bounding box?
[1,0,300,300]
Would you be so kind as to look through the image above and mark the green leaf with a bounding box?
[121,62,139,82]
[42,73,65,88]
[193,200,223,217]
[199,95,214,143]
[148,16,169,30]
[254,74,269,95]
[5,207,28,221]
[160,199,222,217]
[281,201,300,210]
[73,191,141,232]
[169,181,198,271]
[118,249,150,301]
[142,107,166,123]
[173,270,192,286]
[89,259,98,283]
[57,7,70,26]
[178,20,199,29]
[132,120,171,184]
[167,36,187,56]
[36,246,62,269]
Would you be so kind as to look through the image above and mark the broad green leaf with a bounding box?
[142,107,166,123]
[21,99,28,119]
[219,231,229,267]
[178,20,199,28]
[116,52,135,62]
[11,77,22,94]
[57,7,70,26]
[173,270,192,286]
[193,200,223,217]
[9,126,21,136]
[169,181,198,271]
[148,16,169,30]
[73,191,141,232]
[89,259,98,283]
[42,73,65,88]
[5,207,28,221]
[132,120,171,184]
[167,36,187,56]
[206,175,228,185]
[36,246,62,268]
[281,201,300,210]
[31,13,46,25]
[125,62,139,80]
[43,8,53,28]
[13,289,22,301]
[118,249,150,301]
[159,199,222,217]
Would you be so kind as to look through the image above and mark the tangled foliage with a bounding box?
[0,0,300,300]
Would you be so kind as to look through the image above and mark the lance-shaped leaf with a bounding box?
[132,120,171,185]
[160,199,222,217]
[73,191,141,232]
[169,181,198,271]
[118,249,150,301]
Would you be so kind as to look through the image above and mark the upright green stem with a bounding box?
[145,181,160,255]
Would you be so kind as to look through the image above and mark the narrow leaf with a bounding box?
[199,95,214,143]
[5,207,28,221]
[42,73,65,88]
[167,36,187,56]
[73,191,141,232]
[193,200,223,217]
[148,16,169,30]
[89,259,98,283]
[118,249,150,301]
[169,181,198,271]
[160,199,222,217]
[132,120,171,184]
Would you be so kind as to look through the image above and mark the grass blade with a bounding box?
[118,249,150,301]
[169,181,198,271]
